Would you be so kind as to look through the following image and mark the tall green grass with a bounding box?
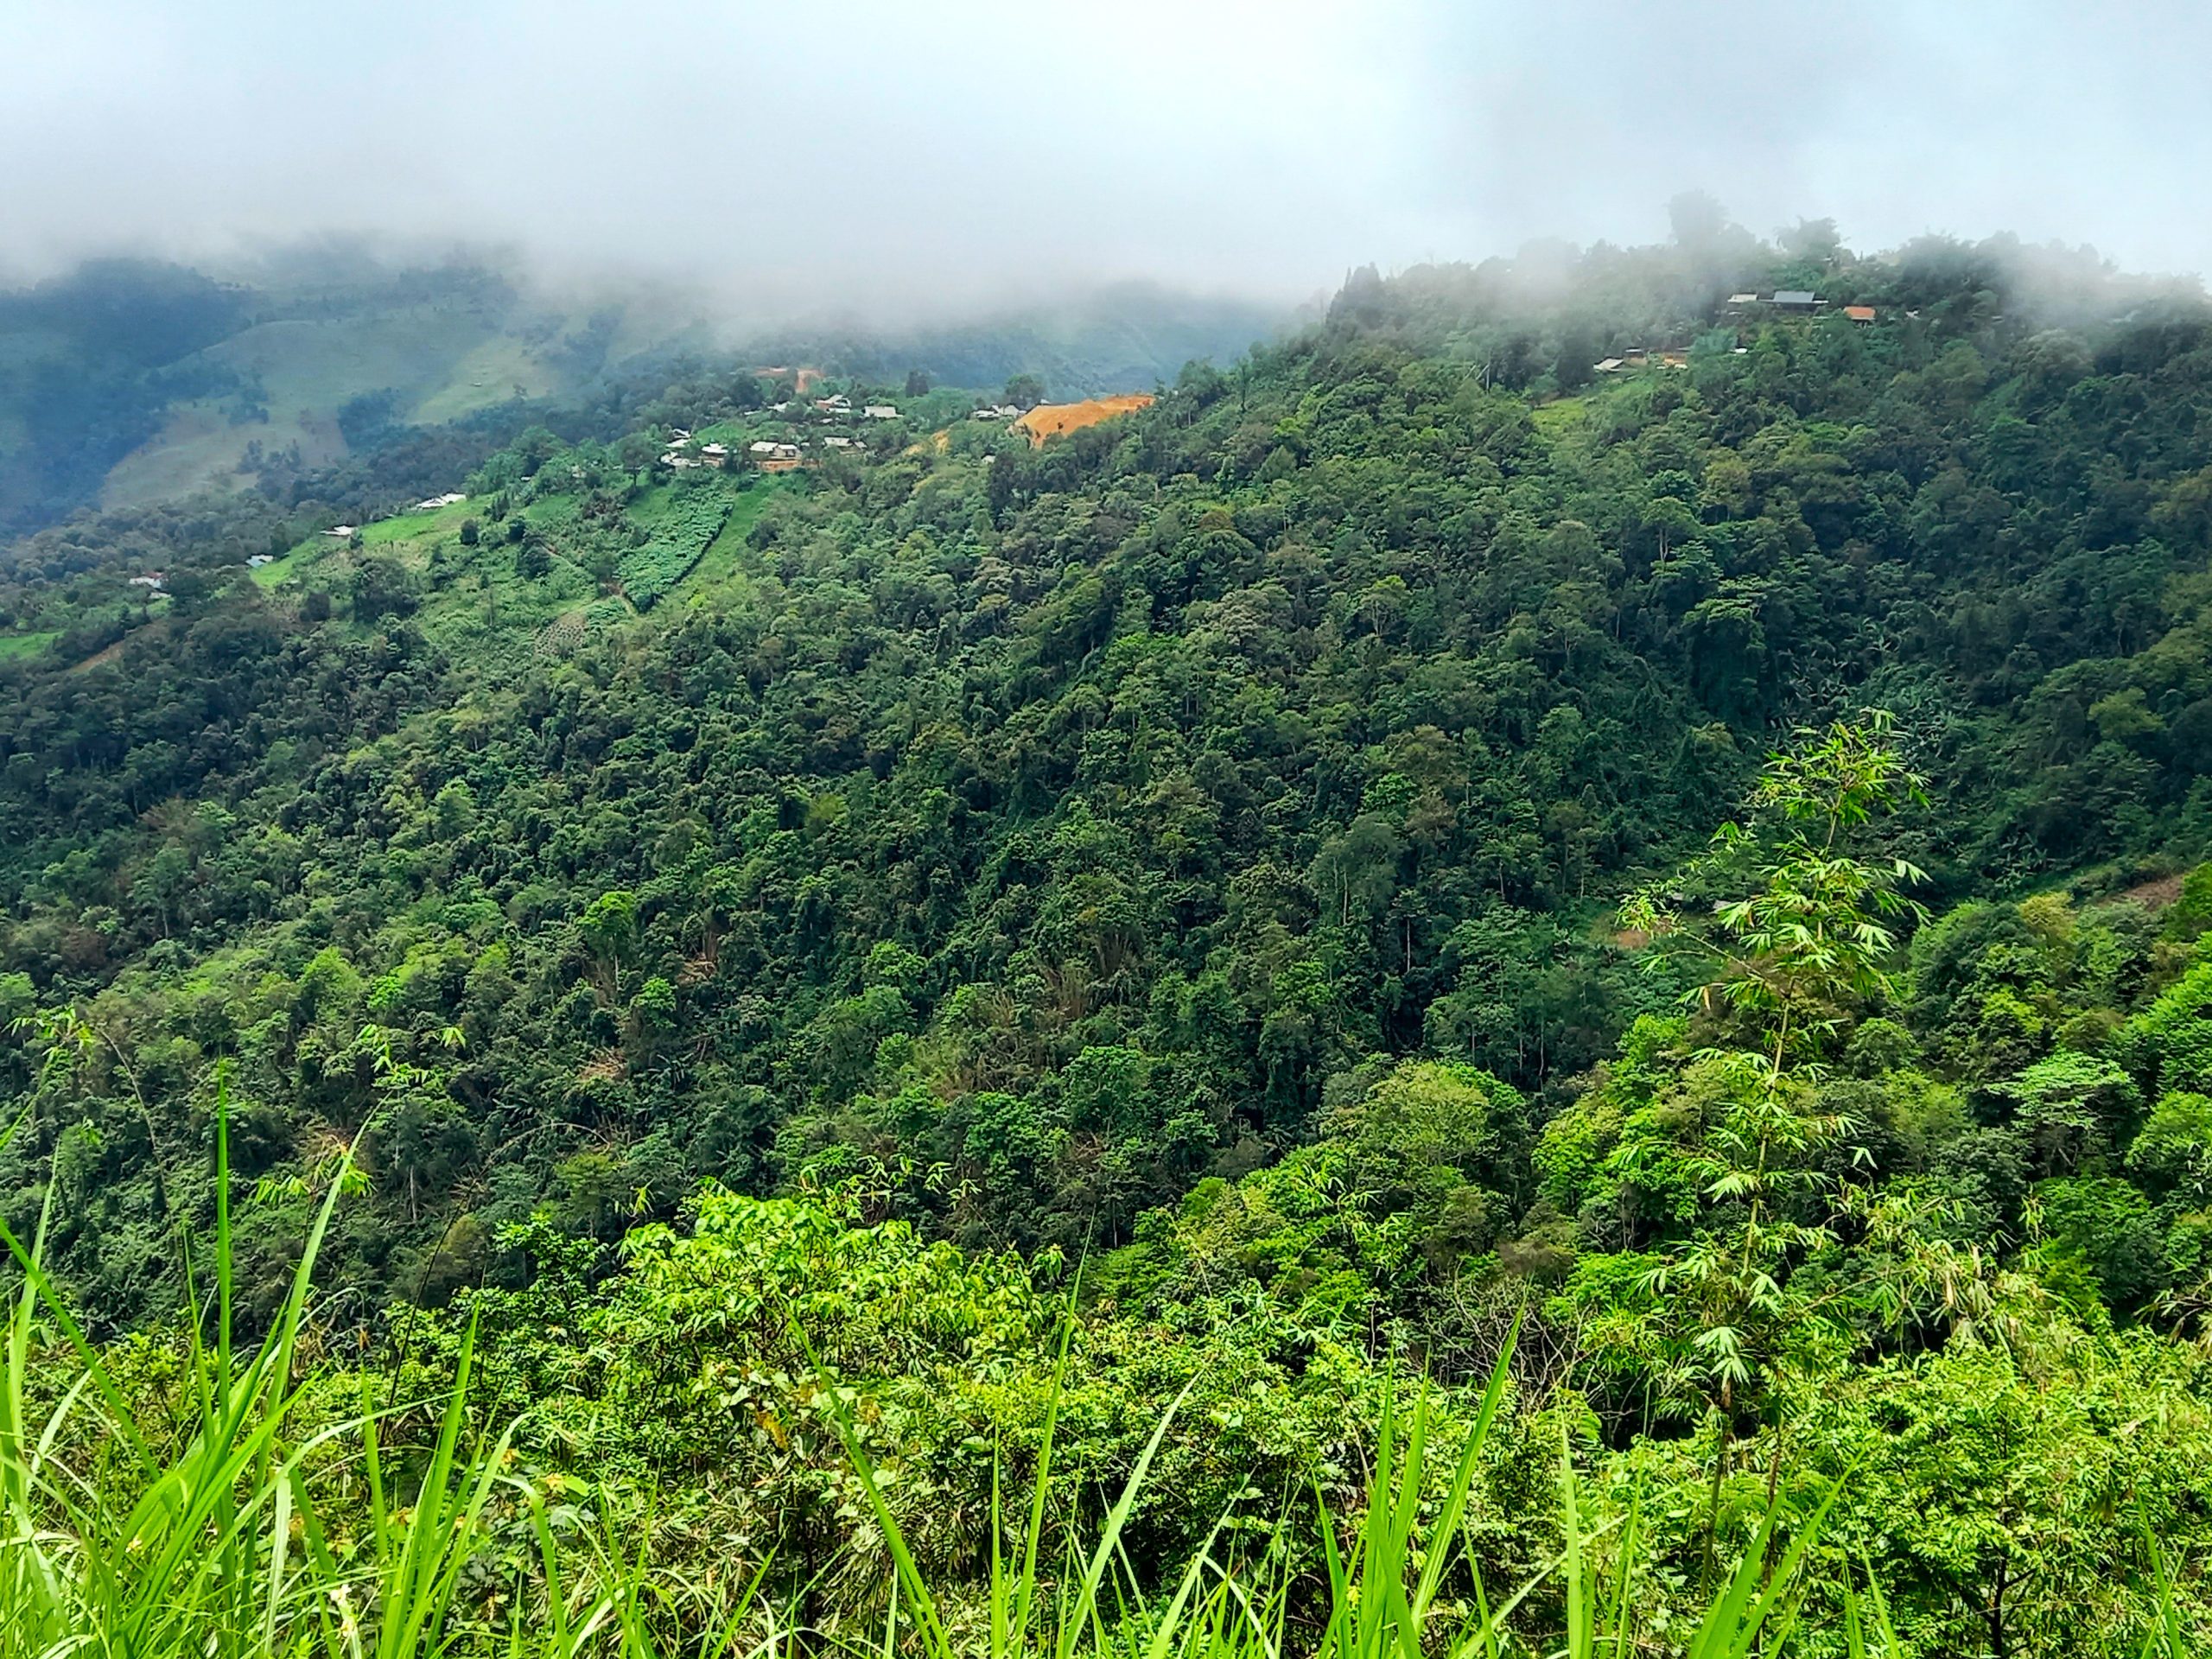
[822,1314,1875,1659]
[0,1096,781,1659]
[0,1092,2180,1658]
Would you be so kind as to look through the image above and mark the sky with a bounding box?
[4,0,2209,316]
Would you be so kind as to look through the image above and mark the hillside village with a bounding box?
[1592,288,1878,373]
[0,283,1988,674]
[0,285,1937,670]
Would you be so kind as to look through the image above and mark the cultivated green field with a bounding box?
[0,630,58,662]
[251,474,797,680]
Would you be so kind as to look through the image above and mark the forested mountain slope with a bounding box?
[5,230,2212,1307]
[6,225,2212,1649]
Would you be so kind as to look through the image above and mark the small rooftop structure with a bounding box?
[824,435,855,448]
[323,525,356,538]
[245,555,273,569]
[1592,357,1625,373]
[129,573,166,589]
[1726,292,1758,305]
[814,394,851,411]
[700,442,728,457]
[1843,305,1877,323]
[748,439,780,454]
[411,492,467,512]
[1770,290,1821,310]
[863,404,899,419]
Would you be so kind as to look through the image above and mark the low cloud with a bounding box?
[5,0,2210,320]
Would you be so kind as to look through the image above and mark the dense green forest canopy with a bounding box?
[7,214,2212,1651]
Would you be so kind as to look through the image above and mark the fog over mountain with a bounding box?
[7,0,2212,320]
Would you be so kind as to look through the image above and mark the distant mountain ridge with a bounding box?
[0,257,707,538]
[734,282,1286,402]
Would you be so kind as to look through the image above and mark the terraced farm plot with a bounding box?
[616,486,739,607]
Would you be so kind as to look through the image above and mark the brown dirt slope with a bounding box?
[1014,394,1154,448]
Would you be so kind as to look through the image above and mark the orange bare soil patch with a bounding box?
[753,365,823,393]
[1013,393,1154,448]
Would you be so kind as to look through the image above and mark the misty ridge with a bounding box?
[2,195,2203,542]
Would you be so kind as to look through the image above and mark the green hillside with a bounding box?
[4,226,2212,1652]
[0,258,697,535]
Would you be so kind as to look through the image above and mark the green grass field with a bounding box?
[0,630,59,662]
[1530,395,1590,435]
[245,475,794,682]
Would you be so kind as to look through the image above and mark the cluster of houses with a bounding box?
[1595,291,1881,375]
[1593,347,1692,374]
[803,393,900,420]
[658,388,913,474]
[661,429,733,470]
[735,435,861,471]
[1723,291,1878,323]
[655,383,1046,475]
[747,439,806,473]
